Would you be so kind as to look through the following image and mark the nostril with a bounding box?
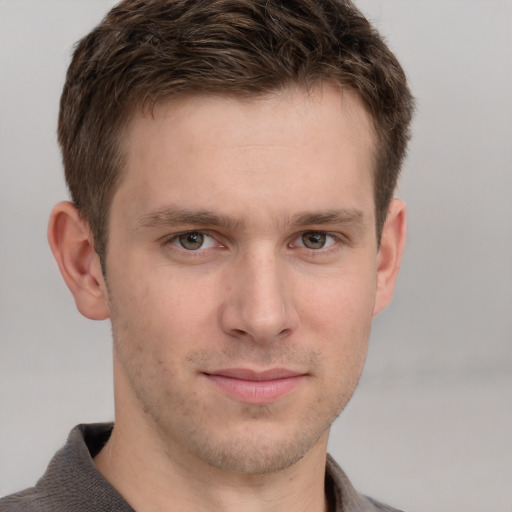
[277,328,291,339]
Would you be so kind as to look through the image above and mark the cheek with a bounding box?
[297,266,377,329]
[108,262,220,357]
[296,269,375,371]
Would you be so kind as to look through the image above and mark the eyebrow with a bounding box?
[135,209,244,231]
[287,210,364,228]
[135,207,365,231]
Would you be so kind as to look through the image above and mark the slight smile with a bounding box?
[203,368,307,405]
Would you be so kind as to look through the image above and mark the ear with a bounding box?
[47,201,110,320]
[373,198,407,317]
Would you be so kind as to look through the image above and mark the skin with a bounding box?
[48,84,406,512]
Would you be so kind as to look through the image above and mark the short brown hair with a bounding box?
[58,0,414,261]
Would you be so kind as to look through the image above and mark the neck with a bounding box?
[94,411,329,512]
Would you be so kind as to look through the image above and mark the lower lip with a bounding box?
[204,374,304,404]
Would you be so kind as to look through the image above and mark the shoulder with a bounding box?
[0,424,132,512]
[364,495,405,512]
[0,487,45,512]
[326,454,405,512]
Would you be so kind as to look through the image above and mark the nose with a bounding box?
[218,249,299,344]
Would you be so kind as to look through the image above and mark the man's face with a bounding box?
[104,85,381,474]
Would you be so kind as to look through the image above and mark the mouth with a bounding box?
[202,368,307,405]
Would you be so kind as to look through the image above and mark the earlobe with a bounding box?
[373,198,407,317]
[47,201,110,320]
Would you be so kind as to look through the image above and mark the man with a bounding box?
[0,0,414,511]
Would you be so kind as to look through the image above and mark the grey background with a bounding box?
[1,1,511,511]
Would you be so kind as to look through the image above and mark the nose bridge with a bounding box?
[220,244,298,342]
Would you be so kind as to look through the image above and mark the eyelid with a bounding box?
[160,228,349,253]
[163,230,222,251]
[289,231,346,250]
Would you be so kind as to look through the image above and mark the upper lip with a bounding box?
[204,368,305,381]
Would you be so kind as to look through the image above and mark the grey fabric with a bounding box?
[0,424,133,512]
[325,456,403,512]
[0,424,403,512]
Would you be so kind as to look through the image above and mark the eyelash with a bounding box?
[164,231,223,252]
[289,232,339,250]
[163,230,346,254]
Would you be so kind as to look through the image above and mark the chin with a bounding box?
[168,411,334,476]
[192,432,317,475]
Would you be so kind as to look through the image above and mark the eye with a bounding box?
[293,231,337,250]
[171,231,218,251]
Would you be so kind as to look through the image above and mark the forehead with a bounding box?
[126,85,376,160]
[114,85,376,227]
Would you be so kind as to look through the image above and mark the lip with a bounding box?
[203,368,306,404]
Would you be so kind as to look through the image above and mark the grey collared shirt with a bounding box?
[0,424,403,512]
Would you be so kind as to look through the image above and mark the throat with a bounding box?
[93,421,330,512]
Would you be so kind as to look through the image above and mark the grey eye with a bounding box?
[178,232,205,250]
[301,232,327,249]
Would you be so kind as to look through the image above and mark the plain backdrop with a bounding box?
[0,1,511,511]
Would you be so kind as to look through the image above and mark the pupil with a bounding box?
[303,232,326,249]
[179,232,204,250]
